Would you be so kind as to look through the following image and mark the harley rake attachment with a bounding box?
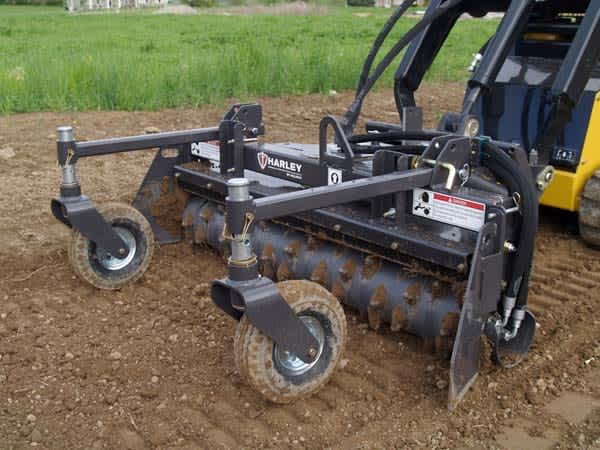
[51,102,544,407]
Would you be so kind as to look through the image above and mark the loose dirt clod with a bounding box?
[0,146,15,160]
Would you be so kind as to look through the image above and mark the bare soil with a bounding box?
[1,83,600,449]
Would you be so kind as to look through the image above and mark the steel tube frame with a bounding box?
[252,168,433,221]
[74,127,220,158]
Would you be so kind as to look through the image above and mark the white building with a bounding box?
[65,0,168,12]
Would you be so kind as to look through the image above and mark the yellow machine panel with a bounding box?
[541,91,600,211]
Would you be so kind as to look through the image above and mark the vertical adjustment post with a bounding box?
[57,126,81,198]
[226,178,258,281]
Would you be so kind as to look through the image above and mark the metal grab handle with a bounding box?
[319,116,355,171]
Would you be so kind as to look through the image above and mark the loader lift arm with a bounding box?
[392,0,600,163]
[535,0,600,163]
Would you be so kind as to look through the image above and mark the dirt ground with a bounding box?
[1,83,600,449]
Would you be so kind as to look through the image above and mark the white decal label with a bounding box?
[190,142,220,171]
[328,167,342,185]
[256,151,302,180]
[412,188,486,231]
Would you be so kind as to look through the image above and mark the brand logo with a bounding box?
[257,152,269,170]
[256,152,302,178]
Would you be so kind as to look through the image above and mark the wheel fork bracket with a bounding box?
[211,276,320,364]
[51,195,129,257]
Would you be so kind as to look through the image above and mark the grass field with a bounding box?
[0,5,498,113]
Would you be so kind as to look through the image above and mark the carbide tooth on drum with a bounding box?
[284,240,301,258]
[390,306,406,332]
[199,206,214,221]
[430,280,446,299]
[367,285,388,331]
[440,312,460,337]
[310,260,329,287]
[338,260,356,282]
[276,262,293,281]
[362,256,381,280]
[306,236,320,251]
[403,283,421,306]
[331,279,347,303]
[193,225,207,244]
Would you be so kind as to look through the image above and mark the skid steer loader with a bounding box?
[50,0,600,408]
[393,0,600,245]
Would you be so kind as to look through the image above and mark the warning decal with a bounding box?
[412,188,486,231]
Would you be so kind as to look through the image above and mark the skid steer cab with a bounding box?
[49,0,600,408]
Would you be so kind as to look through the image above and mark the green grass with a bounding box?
[0,5,498,113]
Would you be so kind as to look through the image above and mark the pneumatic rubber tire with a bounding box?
[579,170,600,247]
[68,203,154,290]
[234,280,347,404]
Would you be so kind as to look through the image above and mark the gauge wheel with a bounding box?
[579,170,600,247]
[234,280,347,404]
[68,203,154,290]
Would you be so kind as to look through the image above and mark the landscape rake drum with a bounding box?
[51,0,600,408]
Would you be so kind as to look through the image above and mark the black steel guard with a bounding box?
[448,221,504,409]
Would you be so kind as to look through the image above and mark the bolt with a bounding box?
[118,248,126,256]
[383,208,396,219]
[206,182,213,189]
[333,224,341,232]
[307,347,317,358]
[459,164,470,181]
[504,241,517,253]
[391,242,399,250]
[456,263,466,273]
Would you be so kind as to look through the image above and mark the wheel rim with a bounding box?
[273,315,325,377]
[95,226,137,271]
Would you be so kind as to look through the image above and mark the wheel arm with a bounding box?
[51,195,129,257]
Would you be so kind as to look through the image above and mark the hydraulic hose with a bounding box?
[480,141,538,310]
[349,130,446,143]
[356,0,414,95]
[343,0,466,134]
